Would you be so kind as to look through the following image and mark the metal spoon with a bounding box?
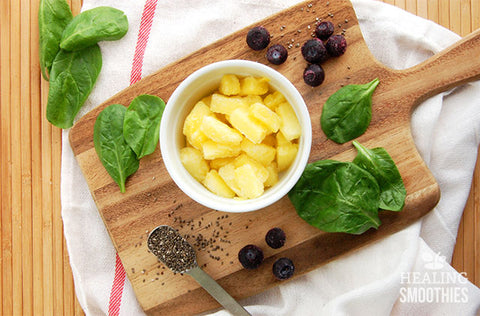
[147,225,251,316]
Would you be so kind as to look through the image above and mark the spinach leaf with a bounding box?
[94,104,139,193]
[288,160,381,235]
[60,6,128,51]
[38,0,73,80]
[352,141,406,211]
[46,44,102,128]
[123,95,165,159]
[321,78,380,144]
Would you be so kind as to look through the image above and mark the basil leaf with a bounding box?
[288,160,381,235]
[60,6,128,51]
[46,44,102,129]
[321,78,380,144]
[38,0,73,80]
[352,141,406,211]
[94,104,139,193]
[123,95,165,159]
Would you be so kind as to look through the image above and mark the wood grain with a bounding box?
[0,0,478,315]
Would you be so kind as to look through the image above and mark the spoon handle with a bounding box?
[187,266,251,316]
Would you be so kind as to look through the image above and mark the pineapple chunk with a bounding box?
[277,142,298,172]
[202,140,241,160]
[187,129,209,151]
[219,74,241,96]
[276,131,291,147]
[250,102,281,133]
[240,76,269,95]
[229,107,268,144]
[203,170,236,198]
[180,147,209,182]
[276,102,301,141]
[262,134,277,147]
[264,162,279,187]
[201,95,212,106]
[240,138,276,166]
[234,164,264,199]
[209,157,235,169]
[243,95,263,106]
[200,116,243,145]
[210,93,247,115]
[263,91,286,110]
[218,163,242,196]
[183,101,212,138]
[233,154,269,183]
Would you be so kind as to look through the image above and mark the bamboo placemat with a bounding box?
[0,0,478,315]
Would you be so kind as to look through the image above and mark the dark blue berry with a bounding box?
[238,245,264,269]
[266,44,288,65]
[246,26,271,51]
[301,39,328,64]
[265,227,286,249]
[272,257,295,280]
[326,35,347,57]
[315,21,334,40]
[303,64,325,87]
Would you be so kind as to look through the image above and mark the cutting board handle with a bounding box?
[401,27,480,107]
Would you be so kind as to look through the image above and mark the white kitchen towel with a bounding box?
[60,0,480,315]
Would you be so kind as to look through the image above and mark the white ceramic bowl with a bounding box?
[160,60,312,213]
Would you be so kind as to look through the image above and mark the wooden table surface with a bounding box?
[0,0,479,315]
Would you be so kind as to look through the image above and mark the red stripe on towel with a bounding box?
[108,1,158,315]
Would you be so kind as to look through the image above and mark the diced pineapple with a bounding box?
[180,147,210,182]
[240,76,269,95]
[201,95,212,106]
[200,116,243,145]
[262,134,276,147]
[183,101,212,138]
[210,93,248,115]
[233,154,269,183]
[276,131,291,147]
[264,162,279,187]
[229,107,268,144]
[219,74,241,96]
[218,163,242,196]
[208,157,235,169]
[277,142,298,172]
[202,140,241,160]
[203,170,236,198]
[276,102,301,141]
[250,102,281,133]
[234,164,264,199]
[240,138,276,166]
[243,95,263,106]
[187,129,209,151]
[263,91,286,110]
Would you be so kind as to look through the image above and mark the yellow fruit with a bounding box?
[262,134,277,147]
[203,170,236,198]
[208,157,235,169]
[202,140,241,160]
[218,163,242,196]
[210,93,248,115]
[180,147,209,182]
[187,129,209,151]
[200,116,243,145]
[243,95,263,106]
[240,138,276,166]
[276,102,301,141]
[263,91,286,110]
[229,107,268,144]
[219,74,241,96]
[264,162,279,187]
[183,101,212,138]
[234,164,264,199]
[250,102,280,133]
[277,142,298,172]
[233,154,269,183]
[240,76,269,95]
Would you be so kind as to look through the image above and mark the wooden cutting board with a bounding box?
[69,0,480,314]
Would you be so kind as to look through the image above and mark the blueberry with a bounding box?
[238,245,264,269]
[315,21,334,40]
[272,257,295,280]
[265,228,286,249]
[326,35,347,57]
[303,64,325,87]
[246,26,271,51]
[301,39,328,64]
[266,44,288,65]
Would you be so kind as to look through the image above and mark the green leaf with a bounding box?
[94,104,139,193]
[321,78,380,144]
[46,44,102,128]
[123,95,165,159]
[38,0,73,80]
[60,6,128,51]
[352,141,406,211]
[288,160,381,235]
